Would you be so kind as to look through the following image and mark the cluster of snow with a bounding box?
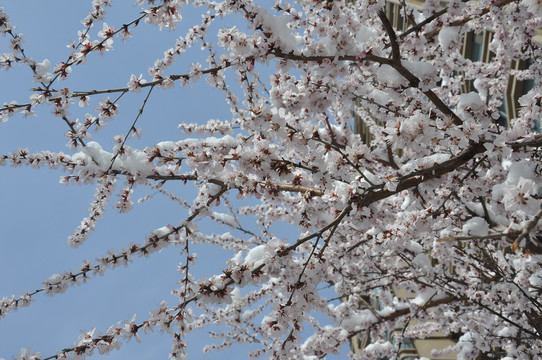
[462,217,490,236]
[376,64,407,88]
[438,26,461,49]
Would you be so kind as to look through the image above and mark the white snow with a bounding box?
[504,160,536,184]
[518,87,540,107]
[523,0,542,15]
[462,217,489,236]
[79,141,158,176]
[458,92,483,108]
[473,79,488,102]
[438,26,460,49]
[229,287,241,304]
[492,160,540,203]
[529,270,542,287]
[35,59,51,77]
[456,333,475,360]
[457,92,485,120]
[405,241,423,253]
[497,326,516,337]
[403,60,437,80]
[377,306,395,316]
[465,202,509,226]
[232,250,244,265]
[213,212,237,227]
[376,64,407,88]
[340,309,377,332]
[416,153,451,169]
[82,141,113,168]
[412,253,434,277]
[152,226,172,238]
[412,288,436,306]
[368,89,393,106]
[241,309,254,321]
[364,341,394,354]
[244,244,266,267]
[354,25,377,44]
[259,8,298,52]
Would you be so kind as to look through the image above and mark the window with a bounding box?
[461,32,491,93]
[469,33,483,61]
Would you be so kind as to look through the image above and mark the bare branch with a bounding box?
[378,10,400,62]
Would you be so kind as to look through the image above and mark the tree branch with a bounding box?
[378,10,400,62]
[424,0,515,39]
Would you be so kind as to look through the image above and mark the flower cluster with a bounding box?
[68,176,117,247]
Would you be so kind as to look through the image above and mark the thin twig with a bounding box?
[106,85,155,173]
[400,8,447,39]
[279,205,353,256]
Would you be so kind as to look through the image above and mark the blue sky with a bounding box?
[0,1,251,358]
[0,2,347,359]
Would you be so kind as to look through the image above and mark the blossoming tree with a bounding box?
[1,0,542,359]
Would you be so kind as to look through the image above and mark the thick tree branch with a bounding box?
[378,10,400,62]
[358,141,486,207]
